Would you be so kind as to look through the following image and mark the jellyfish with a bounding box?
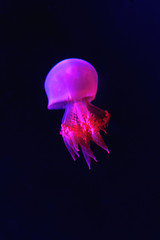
[44,58,111,169]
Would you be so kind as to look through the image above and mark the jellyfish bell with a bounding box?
[44,58,98,109]
[44,58,111,169]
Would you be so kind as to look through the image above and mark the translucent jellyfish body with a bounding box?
[44,58,110,169]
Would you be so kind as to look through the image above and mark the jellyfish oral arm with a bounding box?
[60,99,110,169]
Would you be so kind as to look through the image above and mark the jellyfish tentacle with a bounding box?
[92,132,110,153]
[63,136,76,161]
[81,145,92,170]
[81,142,97,162]
[70,132,79,153]
[61,127,80,160]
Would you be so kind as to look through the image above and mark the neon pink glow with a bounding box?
[44,58,110,169]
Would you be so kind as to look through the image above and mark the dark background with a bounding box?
[0,0,159,239]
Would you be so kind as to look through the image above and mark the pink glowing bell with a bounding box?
[44,58,110,169]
